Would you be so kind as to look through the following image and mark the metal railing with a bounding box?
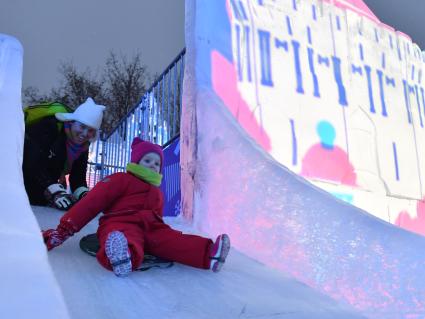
[86,49,185,187]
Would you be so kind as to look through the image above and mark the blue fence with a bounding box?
[159,136,181,217]
[86,49,185,216]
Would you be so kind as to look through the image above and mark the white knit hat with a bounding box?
[55,97,106,130]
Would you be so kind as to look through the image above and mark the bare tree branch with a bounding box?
[23,51,150,135]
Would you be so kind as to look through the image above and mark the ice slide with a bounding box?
[181,0,425,318]
[1,34,364,318]
[3,0,425,318]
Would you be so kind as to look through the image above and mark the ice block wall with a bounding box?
[0,34,70,318]
[181,0,425,317]
[182,0,425,235]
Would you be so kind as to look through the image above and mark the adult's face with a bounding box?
[69,121,96,144]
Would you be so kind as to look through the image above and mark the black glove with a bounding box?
[45,184,75,210]
[73,186,89,201]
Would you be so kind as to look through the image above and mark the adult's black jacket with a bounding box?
[23,116,88,205]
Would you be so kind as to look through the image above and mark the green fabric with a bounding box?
[24,102,71,131]
[126,163,162,186]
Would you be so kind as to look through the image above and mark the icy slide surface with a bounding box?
[181,0,425,318]
[34,206,364,319]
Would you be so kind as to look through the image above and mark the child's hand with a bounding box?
[42,222,75,250]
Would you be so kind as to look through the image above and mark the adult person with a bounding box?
[23,97,106,210]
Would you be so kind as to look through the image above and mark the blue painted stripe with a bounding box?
[359,44,364,61]
[392,142,400,181]
[318,55,330,67]
[286,16,293,35]
[245,25,252,82]
[386,76,395,87]
[239,0,248,20]
[236,25,242,80]
[275,38,289,51]
[292,40,304,94]
[332,56,348,106]
[364,65,375,113]
[258,29,274,86]
[377,70,388,117]
[229,0,242,20]
[351,64,363,75]
[421,87,425,119]
[307,26,312,45]
[308,47,320,97]
[414,85,424,127]
[402,80,413,124]
[290,119,297,166]
[397,43,402,61]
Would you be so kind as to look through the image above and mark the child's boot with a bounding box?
[105,231,132,277]
[209,234,231,273]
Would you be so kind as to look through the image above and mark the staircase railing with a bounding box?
[86,48,185,187]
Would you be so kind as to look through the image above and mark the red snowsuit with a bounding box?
[60,172,213,271]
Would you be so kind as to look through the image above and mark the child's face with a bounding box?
[139,152,161,173]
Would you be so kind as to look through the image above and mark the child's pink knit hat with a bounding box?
[130,137,164,172]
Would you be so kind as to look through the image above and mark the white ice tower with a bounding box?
[0,34,69,318]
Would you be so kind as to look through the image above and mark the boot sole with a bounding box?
[212,234,231,273]
[105,231,132,277]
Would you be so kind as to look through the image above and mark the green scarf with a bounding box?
[126,163,162,186]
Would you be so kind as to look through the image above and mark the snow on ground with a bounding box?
[33,205,365,319]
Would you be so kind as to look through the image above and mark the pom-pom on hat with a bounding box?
[130,137,164,172]
[55,97,105,130]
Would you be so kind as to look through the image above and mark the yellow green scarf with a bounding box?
[126,163,162,186]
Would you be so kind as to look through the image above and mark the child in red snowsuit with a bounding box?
[42,137,231,277]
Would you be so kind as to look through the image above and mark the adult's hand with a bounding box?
[73,186,89,201]
[45,183,75,210]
